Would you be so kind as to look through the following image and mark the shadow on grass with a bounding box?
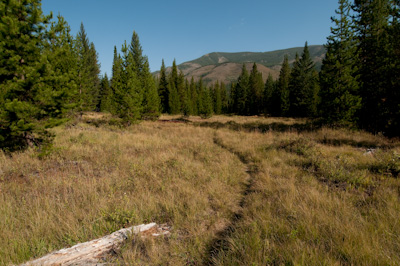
[193,120,320,134]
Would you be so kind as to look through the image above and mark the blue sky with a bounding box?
[41,0,339,75]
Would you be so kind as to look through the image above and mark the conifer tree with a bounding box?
[121,41,142,122]
[235,64,250,115]
[110,46,124,115]
[158,59,169,113]
[182,79,192,116]
[213,82,222,115]
[168,60,181,113]
[319,0,361,126]
[75,23,100,112]
[99,74,114,113]
[289,43,319,117]
[248,63,264,115]
[129,31,146,78]
[168,83,180,115]
[220,81,229,113]
[198,82,213,118]
[189,77,199,115]
[278,55,291,116]
[141,59,160,120]
[264,74,278,115]
[353,0,398,135]
[0,1,73,151]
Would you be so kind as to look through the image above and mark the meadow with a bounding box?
[0,113,399,265]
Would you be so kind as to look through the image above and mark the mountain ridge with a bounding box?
[158,45,326,85]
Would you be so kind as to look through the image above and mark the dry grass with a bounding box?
[0,115,247,265]
[1,114,399,265]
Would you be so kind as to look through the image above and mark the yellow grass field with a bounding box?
[1,113,399,265]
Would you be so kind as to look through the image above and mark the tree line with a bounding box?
[1,0,399,152]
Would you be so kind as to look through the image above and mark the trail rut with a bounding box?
[203,134,259,265]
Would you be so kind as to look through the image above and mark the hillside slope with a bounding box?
[160,45,325,85]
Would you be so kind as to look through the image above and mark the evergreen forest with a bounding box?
[1,0,400,152]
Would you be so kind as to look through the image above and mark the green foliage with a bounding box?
[319,0,361,127]
[0,1,74,151]
[142,60,160,120]
[99,74,114,113]
[75,23,101,112]
[248,63,264,115]
[263,74,278,116]
[231,64,250,115]
[353,0,399,136]
[289,44,319,117]
[158,59,169,113]
[212,82,222,115]
[278,55,291,116]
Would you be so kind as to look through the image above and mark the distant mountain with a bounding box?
[159,45,326,85]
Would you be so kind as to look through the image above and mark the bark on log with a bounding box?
[20,223,169,266]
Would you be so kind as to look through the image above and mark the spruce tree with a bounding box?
[158,59,169,113]
[213,81,222,115]
[220,81,229,114]
[189,77,198,115]
[168,60,181,113]
[289,43,319,117]
[278,55,291,116]
[99,74,114,113]
[121,41,142,122]
[319,0,361,126]
[168,83,180,115]
[198,82,213,118]
[248,63,264,115]
[75,23,100,112]
[0,1,73,151]
[235,64,250,115]
[264,74,278,116]
[141,59,160,120]
[354,0,398,135]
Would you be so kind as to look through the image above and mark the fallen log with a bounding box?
[21,223,170,266]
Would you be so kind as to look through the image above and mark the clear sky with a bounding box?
[41,0,339,75]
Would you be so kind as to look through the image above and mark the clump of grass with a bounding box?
[369,150,400,177]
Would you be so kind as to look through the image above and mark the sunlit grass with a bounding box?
[1,113,399,265]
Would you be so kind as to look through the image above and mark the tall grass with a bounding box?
[1,113,399,265]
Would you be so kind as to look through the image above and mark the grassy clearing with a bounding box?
[0,113,247,265]
[1,113,399,265]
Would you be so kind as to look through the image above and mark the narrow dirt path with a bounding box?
[203,133,259,265]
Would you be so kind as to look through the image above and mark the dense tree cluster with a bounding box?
[1,0,399,151]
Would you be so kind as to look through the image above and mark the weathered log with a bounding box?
[21,223,169,266]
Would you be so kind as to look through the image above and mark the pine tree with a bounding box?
[354,0,398,135]
[142,59,160,120]
[158,59,169,113]
[121,41,142,122]
[213,81,222,115]
[198,83,213,118]
[168,60,181,113]
[319,0,361,126]
[110,46,124,115]
[189,77,198,115]
[0,1,73,151]
[278,55,291,116]
[289,43,319,117]
[99,74,114,112]
[235,64,250,115]
[75,23,100,112]
[129,31,146,78]
[248,63,264,115]
[264,74,278,116]
[220,81,229,114]
[168,83,180,115]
